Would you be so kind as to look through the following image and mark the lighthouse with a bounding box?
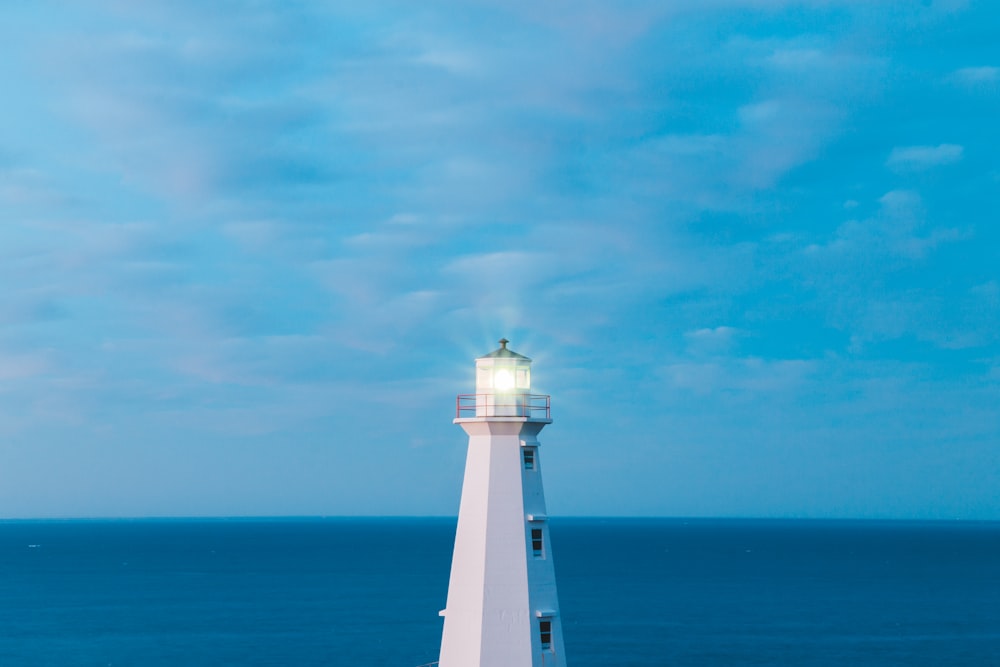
[438,339,567,667]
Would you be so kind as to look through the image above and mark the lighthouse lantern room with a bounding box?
[439,339,567,667]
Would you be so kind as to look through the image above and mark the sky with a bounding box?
[1,1,998,520]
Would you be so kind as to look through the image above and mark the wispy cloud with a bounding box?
[886,144,964,171]
[951,65,999,84]
[805,189,960,260]
[0,350,51,383]
[1,0,998,518]
[684,326,742,356]
[664,357,816,395]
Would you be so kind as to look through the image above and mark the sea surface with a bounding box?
[1,518,999,666]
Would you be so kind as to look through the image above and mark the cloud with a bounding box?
[664,357,816,395]
[951,66,999,84]
[26,4,336,208]
[807,190,965,262]
[785,187,984,355]
[1,1,998,518]
[612,33,884,211]
[0,167,66,207]
[886,144,964,171]
[734,96,844,189]
[684,326,741,356]
[0,350,50,383]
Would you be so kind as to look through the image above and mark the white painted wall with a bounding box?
[439,419,567,667]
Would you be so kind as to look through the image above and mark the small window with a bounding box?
[523,448,535,470]
[539,619,552,650]
[531,528,544,558]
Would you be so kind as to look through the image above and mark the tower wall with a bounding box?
[439,419,565,667]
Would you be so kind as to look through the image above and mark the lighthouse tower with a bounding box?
[438,339,567,667]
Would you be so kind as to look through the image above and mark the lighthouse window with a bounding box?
[477,366,491,388]
[539,619,552,650]
[531,528,544,558]
[523,448,535,470]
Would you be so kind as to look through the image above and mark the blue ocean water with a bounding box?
[1,518,998,666]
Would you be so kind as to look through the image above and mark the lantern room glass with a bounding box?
[468,340,538,418]
[474,363,531,416]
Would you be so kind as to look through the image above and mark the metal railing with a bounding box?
[455,393,551,420]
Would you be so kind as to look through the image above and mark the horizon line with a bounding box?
[2,514,998,524]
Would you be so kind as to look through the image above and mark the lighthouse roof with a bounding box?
[478,338,531,361]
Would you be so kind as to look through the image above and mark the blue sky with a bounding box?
[1,1,997,519]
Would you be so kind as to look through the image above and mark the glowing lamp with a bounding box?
[472,338,534,417]
[493,368,515,391]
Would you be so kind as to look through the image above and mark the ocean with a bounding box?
[1,518,998,666]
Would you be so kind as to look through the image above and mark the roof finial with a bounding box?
[498,338,509,349]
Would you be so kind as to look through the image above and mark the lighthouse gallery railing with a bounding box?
[455,393,551,420]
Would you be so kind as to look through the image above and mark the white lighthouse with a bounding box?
[438,339,567,667]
